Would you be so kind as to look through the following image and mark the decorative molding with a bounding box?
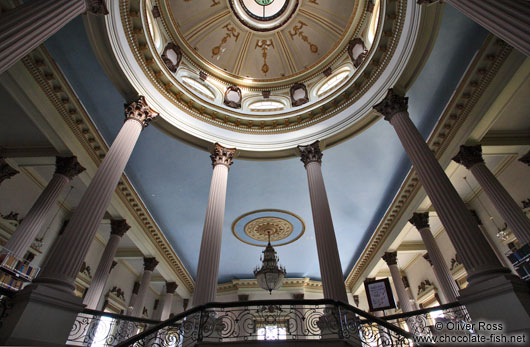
[19,47,195,292]
[417,279,435,296]
[55,156,85,179]
[217,278,322,294]
[345,36,514,291]
[110,219,130,237]
[161,42,182,73]
[298,141,322,166]
[210,143,236,168]
[452,145,484,169]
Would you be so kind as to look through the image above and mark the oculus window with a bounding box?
[240,0,289,21]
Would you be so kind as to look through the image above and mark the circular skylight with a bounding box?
[240,0,289,21]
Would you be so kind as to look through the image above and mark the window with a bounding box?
[182,77,215,100]
[241,0,289,21]
[257,325,287,340]
[368,0,380,44]
[317,71,350,96]
[249,100,285,112]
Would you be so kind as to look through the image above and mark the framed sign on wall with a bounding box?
[364,278,396,312]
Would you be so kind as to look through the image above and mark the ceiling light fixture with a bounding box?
[254,231,286,294]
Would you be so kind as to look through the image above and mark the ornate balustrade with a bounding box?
[375,302,472,341]
[67,308,160,346]
[114,299,432,347]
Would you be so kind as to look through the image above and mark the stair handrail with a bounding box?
[116,298,432,347]
[79,307,161,325]
[376,301,464,321]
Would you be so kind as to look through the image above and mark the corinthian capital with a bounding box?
[110,219,130,237]
[55,156,85,180]
[125,96,159,128]
[166,282,178,294]
[298,141,323,167]
[409,212,430,230]
[373,89,408,122]
[143,257,158,271]
[382,251,398,266]
[210,143,236,168]
[519,151,530,166]
[85,0,109,15]
[0,158,19,184]
[452,145,484,169]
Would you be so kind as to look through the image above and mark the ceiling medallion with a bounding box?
[232,209,305,246]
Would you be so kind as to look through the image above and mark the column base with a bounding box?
[0,283,84,345]
[459,274,530,335]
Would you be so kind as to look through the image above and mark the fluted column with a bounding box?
[299,142,348,303]
[34,96,158,292]
[132,257,158,317]
[0,0,107,75]
[4,156,85,259]
[418,0,530,57]
[382,252,413,312]
[192,144,235,306]
[374,89,508,284]
[158,282,177,321]
[126,281,140,316]
[83,220,130,309]
[409,212,459,304]
[402,276,418,310]
[453,145,530,245]
[0,157,19,186]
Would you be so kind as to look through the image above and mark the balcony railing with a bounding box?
[376,302,471,341]
[67,308,160,346]
[113,299,433,347]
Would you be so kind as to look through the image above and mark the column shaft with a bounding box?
[37,119,143,290]
[389,112,505,282]
[419,228,459,303]
[159,293,174,321]
[83,234,121,309]
[4,174,69,258]
[193,164,229,306]
[0,0,86,74]
[387,264,413,312]
[470,163,530,245]
[132,270,153,317]
[305,161,348,302]
[445,0,530,57]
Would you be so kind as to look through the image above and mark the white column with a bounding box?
[35,96,158,292]
[382,252,413,312]
[192,144,235,306]
[299,142,348,303]
[0,0,107,75]
[409,212,459,304]
[83,220,129,309]
[419,0,530,57]
[158,282,177,321]
[374,89,530,333]
[126,281,140,316]
[132,257,158,317]
[454,145,530,245]
[402,276,418,310]
[0,157,19,186]
[4,156,85,258]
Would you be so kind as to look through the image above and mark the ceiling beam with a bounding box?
[115,248,144,259]
[0,146,62,158]
[397,242,426,253]
[481,130,530,147]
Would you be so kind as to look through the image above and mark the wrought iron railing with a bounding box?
[67,308,160,346]
[376,302,471,341]
[114,299,434,347]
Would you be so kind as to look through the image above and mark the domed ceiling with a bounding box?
[106,0,420,157]
[166,0,356,82]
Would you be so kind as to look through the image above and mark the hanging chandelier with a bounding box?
[254,232,286,294]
